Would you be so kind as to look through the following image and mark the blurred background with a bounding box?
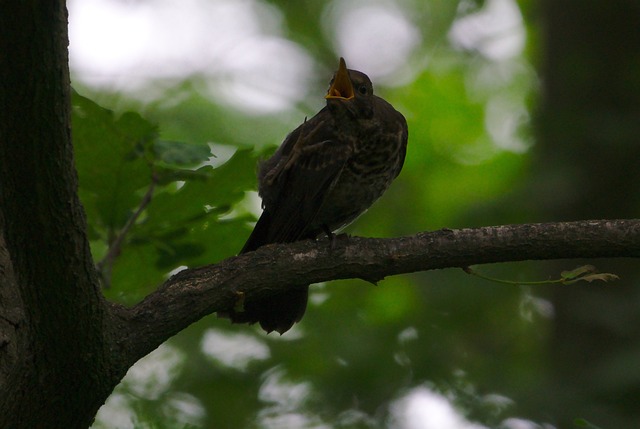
[68,0,640,428]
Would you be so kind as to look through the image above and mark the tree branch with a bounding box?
[97,173,158,288]
[112,219,640,365]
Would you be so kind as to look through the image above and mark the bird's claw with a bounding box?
[232,291,246,313]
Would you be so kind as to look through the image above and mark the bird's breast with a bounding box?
[312,132,405,232]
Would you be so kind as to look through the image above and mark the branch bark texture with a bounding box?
[0,1,114,427]
[114,219,640,367]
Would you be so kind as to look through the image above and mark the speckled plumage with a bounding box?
[222,58,408,334]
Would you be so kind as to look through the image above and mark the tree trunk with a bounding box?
[0,1,119,427]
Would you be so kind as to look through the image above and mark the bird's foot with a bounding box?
[323,225,350,251]
[232,291,246,313]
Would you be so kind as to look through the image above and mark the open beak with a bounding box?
[325,57,354,100]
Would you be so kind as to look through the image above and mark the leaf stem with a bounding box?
[463,264,619,286]
[463,266,564,286]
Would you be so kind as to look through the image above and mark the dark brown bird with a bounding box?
[223,57,408,334]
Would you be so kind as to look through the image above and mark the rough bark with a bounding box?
[111,219,640,365]
[0,1,120,427]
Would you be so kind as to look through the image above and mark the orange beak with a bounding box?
[325,57,355,100]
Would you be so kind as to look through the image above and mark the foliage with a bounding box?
[73,91,258,300]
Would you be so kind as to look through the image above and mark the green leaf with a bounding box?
[561,265,596,280]
[72,91,157,231]
[566,272,620,284]
[561,265,619,284]
[104,241,167,304]
[137,149,258,232]
[154,140,212,168]
[105,149,258,297]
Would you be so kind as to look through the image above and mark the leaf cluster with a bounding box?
[72,91,257,301]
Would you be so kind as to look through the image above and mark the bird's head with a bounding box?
[325,57,374,118]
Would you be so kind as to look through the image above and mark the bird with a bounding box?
[220,57,408,334]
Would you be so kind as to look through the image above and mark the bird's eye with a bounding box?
[358,85,368,95]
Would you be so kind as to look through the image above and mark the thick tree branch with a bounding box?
[112,219,640,365]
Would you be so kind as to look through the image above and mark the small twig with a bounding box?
[97,173,159,287]
[463,264,619,286]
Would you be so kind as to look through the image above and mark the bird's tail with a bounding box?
[220,209,309,334]
[223,286,309,334]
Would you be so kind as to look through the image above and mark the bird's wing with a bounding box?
[394,116,409,178]
[268,139,351,243]
[248,112,352,247]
